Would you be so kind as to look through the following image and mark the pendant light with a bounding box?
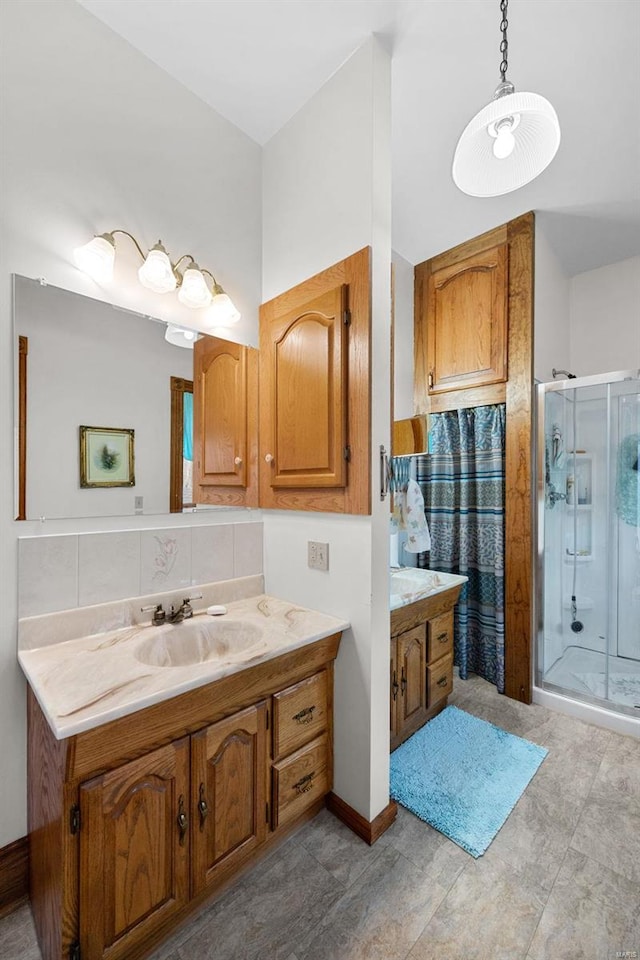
[452,0,560,197]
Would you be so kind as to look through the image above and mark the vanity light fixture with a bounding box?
[452,0,560,197]
[74,229,241,323]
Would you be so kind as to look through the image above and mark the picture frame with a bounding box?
[79,425,135,488]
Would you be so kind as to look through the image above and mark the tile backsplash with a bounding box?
[18,521,264,618]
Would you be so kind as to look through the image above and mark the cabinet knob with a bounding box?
[176,795,188,846]
[234,456,243,466]
[264,453,274,463]
[198,783,209,829]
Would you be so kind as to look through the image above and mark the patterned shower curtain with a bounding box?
[416,404,506,692]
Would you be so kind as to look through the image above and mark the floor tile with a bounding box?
[0,904,41,960]
[176,841,343,960]
[298,806,387,888]
[588,732,640,804]
[408,853,547,960]
[297,844,450,960]
[384,804,469,886]
[482,777,585,891]
[527,849,640,960]
[570,792,640,885]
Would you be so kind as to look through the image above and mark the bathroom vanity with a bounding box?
[390,568,467,750]
[20,591,345,960]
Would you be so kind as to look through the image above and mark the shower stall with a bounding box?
[536,369,640,731]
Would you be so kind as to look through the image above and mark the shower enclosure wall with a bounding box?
[536,370,640,727]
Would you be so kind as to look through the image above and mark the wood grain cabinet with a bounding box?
[419,243,509,396]
[193,335,259,507]
[27,635,340,960]
[390,591,461,752]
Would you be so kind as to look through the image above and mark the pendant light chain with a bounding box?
[499,0,509,81]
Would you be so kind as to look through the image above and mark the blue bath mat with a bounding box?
[390,705,548,858]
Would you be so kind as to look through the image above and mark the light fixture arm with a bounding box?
[172,253,196,282]
[107,229,147,262]
[200,268,224,295]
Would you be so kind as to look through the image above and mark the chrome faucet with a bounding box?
[141,594,202,626]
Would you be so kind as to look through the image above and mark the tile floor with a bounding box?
[2,675,639,960]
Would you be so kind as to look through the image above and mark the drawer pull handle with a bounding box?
[437,632,448,642]
[437,676,448,688]
[176,795,188,846]
[293,705,316,724]
[293,772,316,795]
[198,784,209,829]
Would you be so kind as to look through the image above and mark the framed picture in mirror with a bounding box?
[79,425,135,488]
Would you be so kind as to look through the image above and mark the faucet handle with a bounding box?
[141,603,166,625]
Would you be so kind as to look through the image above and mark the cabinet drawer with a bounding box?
[272,735,329,829]
[427,611,453,663]
[427,652,453,707]
[272,671,328,760]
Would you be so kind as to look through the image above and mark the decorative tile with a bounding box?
[527,850,640,960]
[234,522,264,578]
[18,535,78,617]
[78,531,141,606]
[140,528,192,595]
[191,524,234,585]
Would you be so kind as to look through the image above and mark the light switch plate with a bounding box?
[308,540,329,571]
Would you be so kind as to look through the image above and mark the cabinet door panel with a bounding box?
[427,244,508,393]
[262,285,348,489]
[191,703,267,895]
[79,739,190,960]
[397,626,428,737]
[193,336,258,506]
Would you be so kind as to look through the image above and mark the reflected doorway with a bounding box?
[170,376,194,512]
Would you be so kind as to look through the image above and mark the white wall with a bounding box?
[0,0,262,845]
[569,255,640,377]
[392,249,415,420]
[534,225,571,384]
[262,39,392,821]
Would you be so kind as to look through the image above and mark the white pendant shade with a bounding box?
[208,291,241,326]
[73,235,115,282]
[453,90,561,197]
[138,244,177,294]
[165,324,198,348]
[177,264,212,309]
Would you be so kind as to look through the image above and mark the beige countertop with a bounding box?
[19,593,348,740]
[390,567,468,611]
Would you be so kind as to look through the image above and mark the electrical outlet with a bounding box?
[308,540,329,571]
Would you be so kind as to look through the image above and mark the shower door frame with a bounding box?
[535,369,640,712]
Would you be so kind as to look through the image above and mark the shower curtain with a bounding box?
[416,404,506,692]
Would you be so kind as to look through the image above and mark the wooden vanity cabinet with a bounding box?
[28,634,340,960]
[390,589,461,752]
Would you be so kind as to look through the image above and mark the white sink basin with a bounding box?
[135,619,264,668]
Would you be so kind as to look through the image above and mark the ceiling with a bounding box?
[78,0,640,273]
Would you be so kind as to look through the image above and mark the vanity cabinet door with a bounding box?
[190,702,268,896]
[193,335,259,507]
[78,739,190,960]
[396,625,428,740]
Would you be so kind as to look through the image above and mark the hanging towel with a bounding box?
[403,478,432,552]
[616,433,640,526]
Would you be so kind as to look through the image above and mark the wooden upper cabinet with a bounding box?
[263,285,348,490]
[193,335,258,507]
[78,739,190,960]
[424,243,509,395]
[259,247,371,515]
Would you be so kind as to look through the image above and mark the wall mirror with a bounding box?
[13,275,226,521]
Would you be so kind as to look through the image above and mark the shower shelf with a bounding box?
[563,553,592,563]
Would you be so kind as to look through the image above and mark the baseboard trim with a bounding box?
[326,792,397,845]
[0,835,29,918]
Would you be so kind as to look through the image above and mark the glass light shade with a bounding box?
[452,90,561,197]
[138,244,177,294]
[164,324,198,348]
[74,235,115,282]
[208,292,241,326]
[177,265,212,309]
